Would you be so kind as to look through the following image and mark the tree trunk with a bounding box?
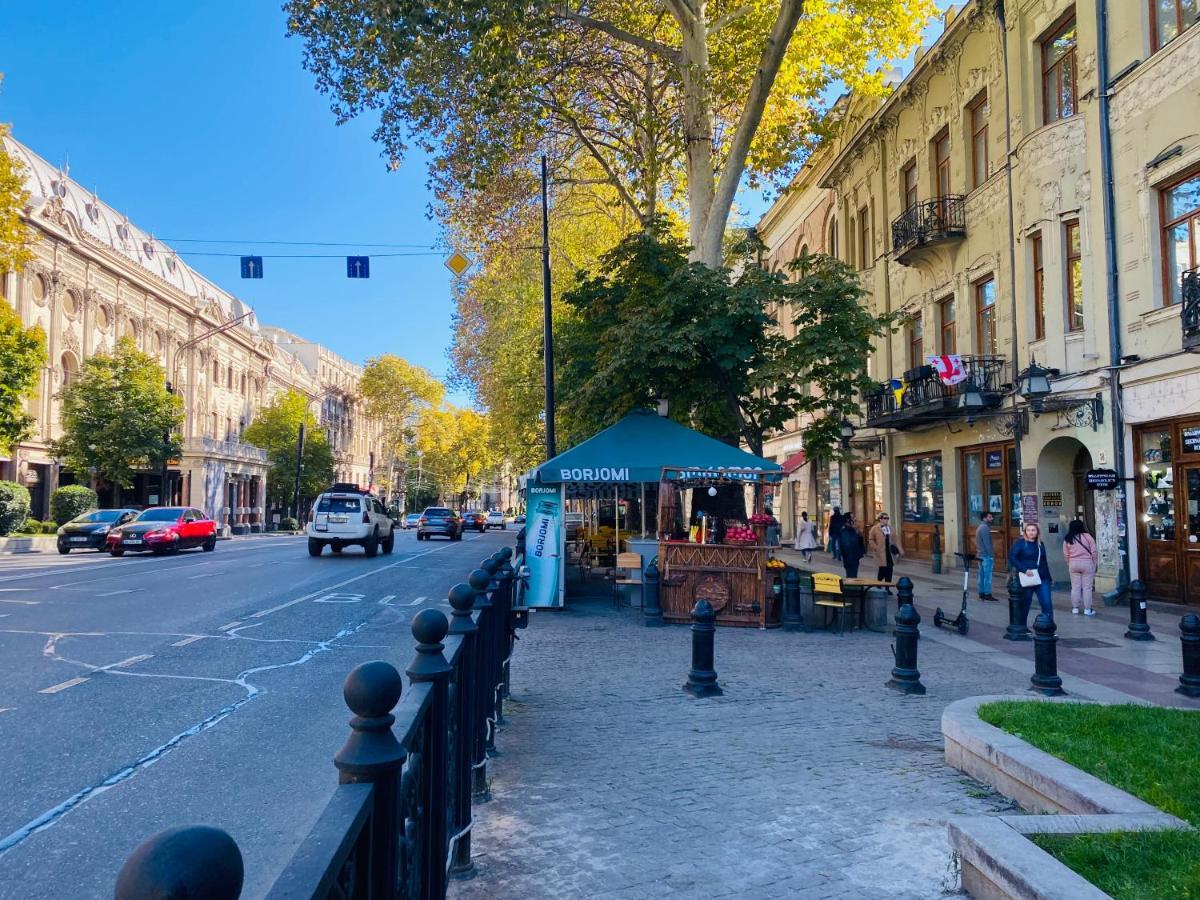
[675,2,717,265]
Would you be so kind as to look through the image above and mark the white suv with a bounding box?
[307,485,395,557]
[485,511,507,530]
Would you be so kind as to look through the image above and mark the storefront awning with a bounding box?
[530,409,782,485]
[781,451,807,474]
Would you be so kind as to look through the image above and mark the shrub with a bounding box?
[22,517,41,534]
[50,484,98,525]
[279,517,299,532]
[42,521,59,534]
[0,481,30,536]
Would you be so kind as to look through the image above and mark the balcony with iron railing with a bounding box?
[1183,267,1200,351]
[891,196,966,265]
[864,355,1010,429]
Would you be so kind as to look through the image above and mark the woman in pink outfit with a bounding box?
[1062,520,1099,615]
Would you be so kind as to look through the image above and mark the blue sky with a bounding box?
[1,2,951,405]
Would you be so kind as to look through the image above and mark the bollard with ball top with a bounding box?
[683,599,723,697]
[1124,579,1155,641]
[116,826,244,900]
[1004,571,1032,641]
[782,567,802,631]
[887,603,925,695]
[896,576,914,611]
[1178,614,1200,699]
[643,560,664,627]
[1030,614,1066,696]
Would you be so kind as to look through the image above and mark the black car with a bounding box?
[57,508,139,554]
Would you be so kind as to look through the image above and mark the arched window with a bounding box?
[62,290,78,317]
[827,217,839,259]
[61,352,79,389]
[213,360,220,383]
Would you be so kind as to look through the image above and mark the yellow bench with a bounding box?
[812,572,855,635]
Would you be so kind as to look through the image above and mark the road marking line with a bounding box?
[39,677,89,694]
[405,596,429,606]
[0,588,33,592]
[171,636,208,647]
[217,621,242,632]
[107,654,153,669]
[313,592,365,604]
[97,589,136,597]
[248,551,443,618]
[0,707,13,713]
[378,594,396,606]
[0,598,38,605]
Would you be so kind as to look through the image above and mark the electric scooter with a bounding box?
[934,551,974,635]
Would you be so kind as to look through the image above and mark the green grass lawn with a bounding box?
[977,701,1200,900]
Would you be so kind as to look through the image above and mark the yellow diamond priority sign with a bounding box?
[444,251,472,277]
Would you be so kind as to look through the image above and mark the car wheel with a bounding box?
[382,529,395,554]
[452,530,462,542]
[58,544,70,555]
[308,539,324,557]
[502,524,507,530]
[331,543,343,554]
[203,535,216,552]
[110,547,125,557]
[364,530,379,558]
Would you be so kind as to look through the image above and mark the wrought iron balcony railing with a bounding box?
[891,196,966,263]
[864,355,1009,429]
[1183,267,1200,351]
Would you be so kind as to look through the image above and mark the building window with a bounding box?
[827,217,838,258]
[31,274,46,302]
[901,454,944,524]
[858,205,871,268]
[939,296,956,354]
[848,215,857,267]
[62,290,78,317]
[213,360,220,383]
[1041,15,1078,125]
[969,91,989,189]
[1161,168,1200,304]
[1065,220,1084,331]
[1031,232,1046,339]
[1152,0,1199,51]
[909,312,924,369]
[227,367,234,390]
[902,159,918,210]
[932,128,951,198]
[975,276,998,355]
[210,412,218,437]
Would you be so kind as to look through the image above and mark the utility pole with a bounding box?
[541,154,556,460]
[292,419,306,521]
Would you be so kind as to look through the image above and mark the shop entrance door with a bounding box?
[1184,466,1200,602]
[962,443,1016,572]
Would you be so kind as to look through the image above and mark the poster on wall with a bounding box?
[524,484,564,608]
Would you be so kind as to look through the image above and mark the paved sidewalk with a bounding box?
[450,596,1092,900]
[773,548,1198,709]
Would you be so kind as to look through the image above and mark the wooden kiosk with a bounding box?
[656,466,782,628]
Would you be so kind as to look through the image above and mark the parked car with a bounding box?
[464,511,487,532]
[485,510,507,530]
[513,514,526,524]
[417,507,463,541]
[57,508,138,554]
[107,507,217,556]
[401,512,423,530]
[307,486,396,557]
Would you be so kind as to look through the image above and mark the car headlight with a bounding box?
[57,527,65,536]
[95,526,109,535]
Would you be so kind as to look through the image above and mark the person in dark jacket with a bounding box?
[828,507,844,560]
[1008,522,1054,622]
[837,512,865,579]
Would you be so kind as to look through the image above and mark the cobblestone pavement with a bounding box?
[451,598,1042,900]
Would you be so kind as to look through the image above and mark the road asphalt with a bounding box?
[0,528,512,899]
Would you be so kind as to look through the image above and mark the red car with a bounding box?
[107,506,218,556]
[464,511,487,532]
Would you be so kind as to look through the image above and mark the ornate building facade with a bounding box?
[0,135,384,529]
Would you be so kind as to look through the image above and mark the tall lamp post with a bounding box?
[292,385,340,521]
[164,311,253,505]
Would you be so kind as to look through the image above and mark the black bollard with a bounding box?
[887,603,925,695]
[1178,614,1200,699]
[1124,579,1155,641]
[782,568,803,631]
[896,576,914,611]
[116,826,244,900]
[643,561,664,627]
[683,599,723,697]
[1030,614,1066,696]
[1004,572,1032,642]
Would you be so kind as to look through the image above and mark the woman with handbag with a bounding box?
[1062,519,1099,616]
[1008,522,1054,622]
[867,513,903,582]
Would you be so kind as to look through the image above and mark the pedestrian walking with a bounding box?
[975,511,997,601]
[828,506,844,561]
[1063,519,1099,616]
[1008,522,1054,622]
[793,511,819,563]
[838,512,865,579]
[867,513,903,582]
[765,512,780,547]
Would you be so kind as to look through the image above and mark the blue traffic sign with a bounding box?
[240,256,263,279]
[346,256,370,279]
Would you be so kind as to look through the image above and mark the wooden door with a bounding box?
[1184,466,1200,604]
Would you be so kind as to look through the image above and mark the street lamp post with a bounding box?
[292,385,340,522]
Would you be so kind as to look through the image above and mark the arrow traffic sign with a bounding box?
[240,256,263,279]
[346,256,370,278]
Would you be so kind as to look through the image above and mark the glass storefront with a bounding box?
[899,452,943,559]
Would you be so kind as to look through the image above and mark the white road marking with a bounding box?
[97,589,136,597]
[0,588,33,592]
[106,654,153,670]
[0,598,37,605]
[186,573,214,580]
[405,596,429,606]
[248,545,454,618]
[217,621,242,632]
[0,708,13,714]
[171,635,208,647]
[38,677,89,694]
[313,592,365,604]
[378,594,396,606]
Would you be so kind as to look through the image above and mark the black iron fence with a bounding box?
[891,196,966,256]
[1183,267,1200,351]
[115,546,523,900]
[865,355,1009,428]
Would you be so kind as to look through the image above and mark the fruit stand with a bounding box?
[656,466,784,628]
